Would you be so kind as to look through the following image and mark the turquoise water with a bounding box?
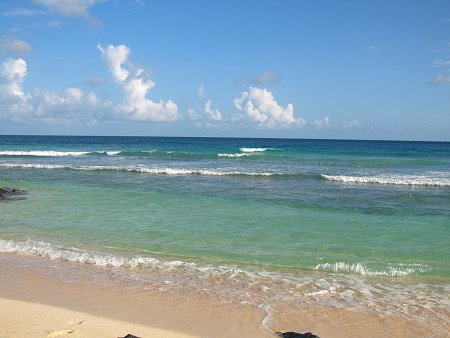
[1,136,449,332]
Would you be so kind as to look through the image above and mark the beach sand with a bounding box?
[0,252,431,338]
[0,297,199,338]
[0,253,273,338]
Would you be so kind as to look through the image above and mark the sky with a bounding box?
[0,0,449,140]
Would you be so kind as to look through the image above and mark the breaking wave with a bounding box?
[0,148,279,160]
[0,238,181,269]
[314,262,429,277]
[239,147,269,153]
[0,150,120,157]
[0,163,276,177]
[218,147,275,158]
[218,153,250,158]
[0,238,429,278]
[321,174,450,187]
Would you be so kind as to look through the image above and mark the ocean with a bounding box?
[1,135,449,335]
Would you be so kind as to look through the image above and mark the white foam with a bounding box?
[0,163,275,177]
[104,151,121,156]
[0,238,163,268]
[314,262,425,277]
[321,174,450,187]
[0,238,257,278]
[218,153,250,158]
[0,150,121,157]
[0,150,90,157]
[239,147,268,153]
[0,163,66,169]
[258,303,274,332]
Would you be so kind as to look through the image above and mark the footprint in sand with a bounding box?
[46,329,75,337]
[46,320,84,337]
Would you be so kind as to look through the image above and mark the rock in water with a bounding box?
[0,187,26,199]
[278,332,320,338]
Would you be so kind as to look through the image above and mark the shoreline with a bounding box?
[0,252,274,338]
[0,252,438,338]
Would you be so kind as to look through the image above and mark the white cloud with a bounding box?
[343,120,362,128]
[197,84,205,97]
[97,43,179,122]
[314,117,330,129]
[32,88,112,124]
[233,86,304,127]
[429,73,450,85]
[97,44,129,82]
[0,36,32,55]
[203,100,222,121]
[0,57,112,124]
[2,44,179,126]
[0,58,32,117]
[250,70,281,84]
[33,0,100,18]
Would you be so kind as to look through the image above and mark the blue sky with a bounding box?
[0,0,449,140]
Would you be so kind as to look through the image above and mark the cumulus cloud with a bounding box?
[97,43,179,122]
[203,100,222,121]
[0,57,111,124]
[97,44,129,82]
[0,58,32,117]
[233,86,304,127]
[343,120,362,128]
[250,70,281,84]
[428,73,450,85]
[1,43,178,125]
[314,117,330,129]
[32,87,111,121]
[33,0,100,18]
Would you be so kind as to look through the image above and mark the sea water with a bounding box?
[1,135,449,334]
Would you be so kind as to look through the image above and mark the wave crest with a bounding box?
[314,262,428,277]
[321,174,450,187]
[0,163,275,177]
[0,150,120,157]
[239,147,269,153]
[218,153,250,158]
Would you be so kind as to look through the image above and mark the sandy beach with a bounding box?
[0,253,274,338]
[0,252,434,338]
[0,297,200,338]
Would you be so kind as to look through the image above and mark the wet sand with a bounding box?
[0,252,435,338]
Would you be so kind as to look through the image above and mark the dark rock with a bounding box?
[0,188,8,198]
[118,334,141,338]
[0,187,26,199]
[278,332,320,338]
